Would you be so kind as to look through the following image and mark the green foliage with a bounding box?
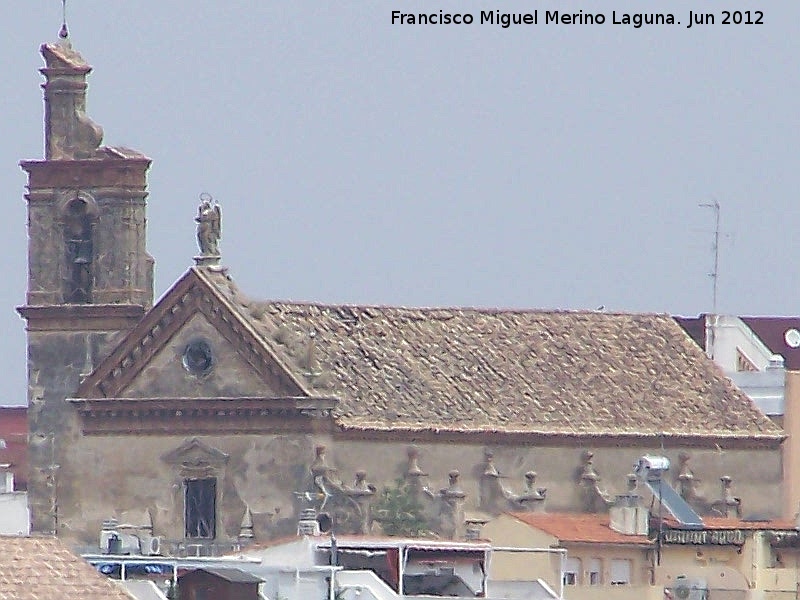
[373,478,430,537]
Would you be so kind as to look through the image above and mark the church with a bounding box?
[17,33,790,553]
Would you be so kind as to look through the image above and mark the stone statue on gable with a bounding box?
[195,194,221,257]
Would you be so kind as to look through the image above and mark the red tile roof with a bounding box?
[0,535,134,599]
[507,512,652,546]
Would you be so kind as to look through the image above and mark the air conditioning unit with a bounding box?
[139,535,163,556]
[666,576,708,600]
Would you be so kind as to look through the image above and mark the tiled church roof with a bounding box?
[198,268,781,439]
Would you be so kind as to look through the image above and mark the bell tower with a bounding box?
[17,34,154,534]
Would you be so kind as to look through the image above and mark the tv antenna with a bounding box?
[699,200,721,313]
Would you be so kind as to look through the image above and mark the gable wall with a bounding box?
[121,314,278,398]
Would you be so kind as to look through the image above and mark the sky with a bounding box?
[1,1,799,406]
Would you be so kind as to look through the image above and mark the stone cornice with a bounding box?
[332,426,785,450]
[25,188,148,202]
[86,276,200,398]
[68,396,338,435]
[21,157,151,190]
[17,304,146,332]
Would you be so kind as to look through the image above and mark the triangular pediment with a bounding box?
[161,438,229,469]
[75,268,310,399]
[121,311,282,398]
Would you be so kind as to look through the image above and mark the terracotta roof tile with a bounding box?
[197,268,781,439]
[507,512,652,545]
[0,535,134,599]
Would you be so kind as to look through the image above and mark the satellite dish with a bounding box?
[785,328,800,348]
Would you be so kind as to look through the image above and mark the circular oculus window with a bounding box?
[182,339,214,375]
[785,328,800,349]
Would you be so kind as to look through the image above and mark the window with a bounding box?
[182,340,214,376]
[588,558,602,585]
[609,559,632,585]
[185,478,216,538]
[563,557,581,586]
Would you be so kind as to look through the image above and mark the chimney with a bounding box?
[297,508,321,537]
[609,474,648,535]
[768,354,785,370]
[784,372,800,519]
[464,514,490,541]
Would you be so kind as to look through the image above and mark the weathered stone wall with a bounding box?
[91,195,152,306]
[21,162,153,535]
[26,200,62,304]
[53,428,784,548]
[26,329,126,533]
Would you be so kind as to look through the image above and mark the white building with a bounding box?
[0,464,29,536]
